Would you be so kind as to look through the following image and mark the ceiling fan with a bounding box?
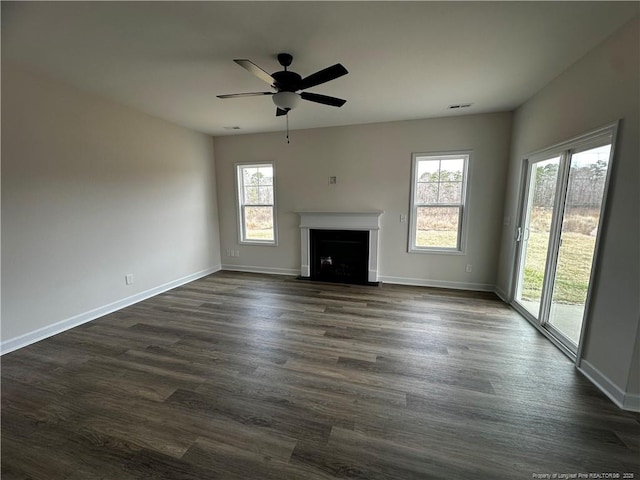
[217,53,348,116]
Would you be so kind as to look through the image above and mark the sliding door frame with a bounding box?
[510,121,620,364]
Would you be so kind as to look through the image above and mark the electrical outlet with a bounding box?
[465,264,472,273]
[235,250,240,257]
[329,176,337,184]
[125,273,134,285]
[400,214,407,223]
[226,248,231,257]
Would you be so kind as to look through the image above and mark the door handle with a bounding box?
[516,227,522,242]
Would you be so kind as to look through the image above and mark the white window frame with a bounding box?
[408,151,471,254]
[235,162,278,246]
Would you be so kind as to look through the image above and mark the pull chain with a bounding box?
[286,113,290,144]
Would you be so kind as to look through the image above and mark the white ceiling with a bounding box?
[2,2,638,136]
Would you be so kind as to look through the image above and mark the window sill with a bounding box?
[239,240,278,246]
[408,247,465,255]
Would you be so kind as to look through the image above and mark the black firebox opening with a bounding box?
[310,229,370,285]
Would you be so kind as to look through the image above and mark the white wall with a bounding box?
[1,62,222,349]
[213,112,512,290]
[496,17,640,405]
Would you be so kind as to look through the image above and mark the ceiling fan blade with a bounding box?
[234,59,275,86]
[217,92,273,99]
[276,108,288,117]
[300,92,347,107]
[299,64,348,90]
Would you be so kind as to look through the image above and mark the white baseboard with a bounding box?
[578,359,640,412]
[1,265,222,355]
[378,275,494,292]
[221,268,494,292]
[221,264,298,276]
[623,392,640,411]
[494,286,509,303]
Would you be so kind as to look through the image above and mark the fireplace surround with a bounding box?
[297,211,383,284]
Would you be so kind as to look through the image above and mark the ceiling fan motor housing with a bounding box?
[272,71,302,92]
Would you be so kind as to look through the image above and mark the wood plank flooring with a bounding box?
[2,271,639,479]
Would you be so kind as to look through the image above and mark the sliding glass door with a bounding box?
[546,144,611,346]
[513,126,616,356]
[514,155,561,320]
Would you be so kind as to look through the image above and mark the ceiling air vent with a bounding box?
[223,126,241,130]
[448,103,473,110]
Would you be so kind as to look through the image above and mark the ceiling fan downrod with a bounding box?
[277,53,293,71]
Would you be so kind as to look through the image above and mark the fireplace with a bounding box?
[297,211,383,285]
[311,229,369,284]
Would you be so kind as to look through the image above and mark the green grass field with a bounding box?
[246,228,274,240]
[416,230,458,248]
[522,231,596,304]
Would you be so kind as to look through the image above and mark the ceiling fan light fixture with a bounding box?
[272,91,300,111]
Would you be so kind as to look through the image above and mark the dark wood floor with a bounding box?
[2,271,639,479]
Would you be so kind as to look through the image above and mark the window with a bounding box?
[236,162,277,244]
[409,152,470,253]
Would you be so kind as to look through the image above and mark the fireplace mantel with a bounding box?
[297,211,383,282]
